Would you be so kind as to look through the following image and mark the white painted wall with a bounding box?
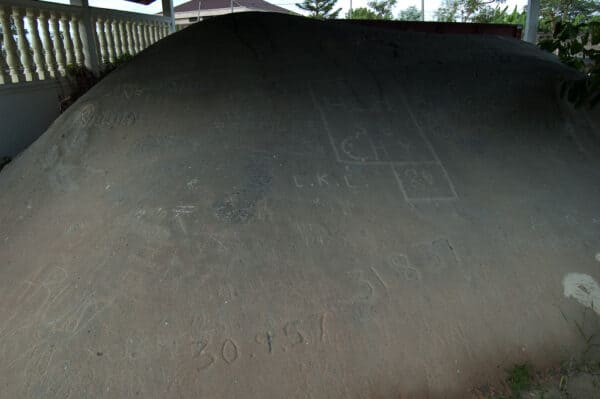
[0,80,62,159]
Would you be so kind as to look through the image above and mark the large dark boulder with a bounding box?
[1,12,599,398]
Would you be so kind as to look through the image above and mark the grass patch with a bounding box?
[506,363,533,396]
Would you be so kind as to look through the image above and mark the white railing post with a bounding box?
[0,5,23,83]
[60,12,75,67]
[49,11,66,75]
[71,14,84,66]
[0,32,9,84]
[26,8,49,80]
[104,18,117,62]
[96,16,108,64]
[143,22,151,48]
[38,10,58,78]
[78,0,100,75]
[130,20,139,53]
[125,20,134,54]
[113,18,122,58]
[137,21,145,50]
[119,20,127,55]
[150,21,157,44]
[12,6,34,81]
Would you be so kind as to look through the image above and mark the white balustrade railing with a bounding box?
[0,0,173,85]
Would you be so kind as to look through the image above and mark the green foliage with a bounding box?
[506,363,533,394]
[368,0,397,20]
[435,0,509,22]
[346,7,378,19]
[296,0,341,19]
[346,0,396,20]
[540,0,600,24]
[539,20,600,108]
[397,5,422,21]
[472,5,526,24]
[435,0,460,21]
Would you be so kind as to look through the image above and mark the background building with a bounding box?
[171,0,291,29]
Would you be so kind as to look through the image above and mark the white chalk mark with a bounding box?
[316,172,329,186]
[206,233,228,251]
[173,205,195,216]
[293,176,304,188]
[563,273,600,316]
[187,179,199,190]
[175,214,187,235]
[370,266,388,291]
[343,175,356,188]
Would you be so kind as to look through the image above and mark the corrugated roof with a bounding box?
[174,0,290,14]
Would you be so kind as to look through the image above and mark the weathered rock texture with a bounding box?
[1,12,599,398]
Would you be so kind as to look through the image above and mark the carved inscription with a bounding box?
[192,312,328,372]
[292,172,365,190]
[76,102,136,129]
[393,164,458,201]
[310,80,459,202]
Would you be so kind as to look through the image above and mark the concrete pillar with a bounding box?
[162,0,175,33]
[78,0,100,75]
[524,0,540,43]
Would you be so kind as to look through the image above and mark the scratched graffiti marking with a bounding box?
[387,254,422,282]
[76,105,136,129]
[192,339,215,370]
[309,80,459,201]
[291,171,367,190]
[393,164,458,201]
[221,339,239,365]
[412,238,458,275]
[254,313,327,355]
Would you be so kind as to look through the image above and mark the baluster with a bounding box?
[128,21,136,53]
[60,13,74,67]
[25,8,48,80]
[133,21,141,53]
[1,6,23,83]
[96,17,108,64]
[119,20,128,55]
[71,14,84,66]
[49,12,66,76]
[0,34,9,84]
[163,24,169,38]
[135,21,144,52]
[105,19,115,63]
[11,7,34,81]
[125,20,134,55]
[147,22,154,45]
[136,21,146,51]
[113,19,122,58]
[158,23,164,39]
[143,23,151,48]
[153,22,159,42]
[138,22,145,50]
[129,21,137,54]
[38,11,58,78]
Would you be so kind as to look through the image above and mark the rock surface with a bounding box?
[0,12,599,398]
